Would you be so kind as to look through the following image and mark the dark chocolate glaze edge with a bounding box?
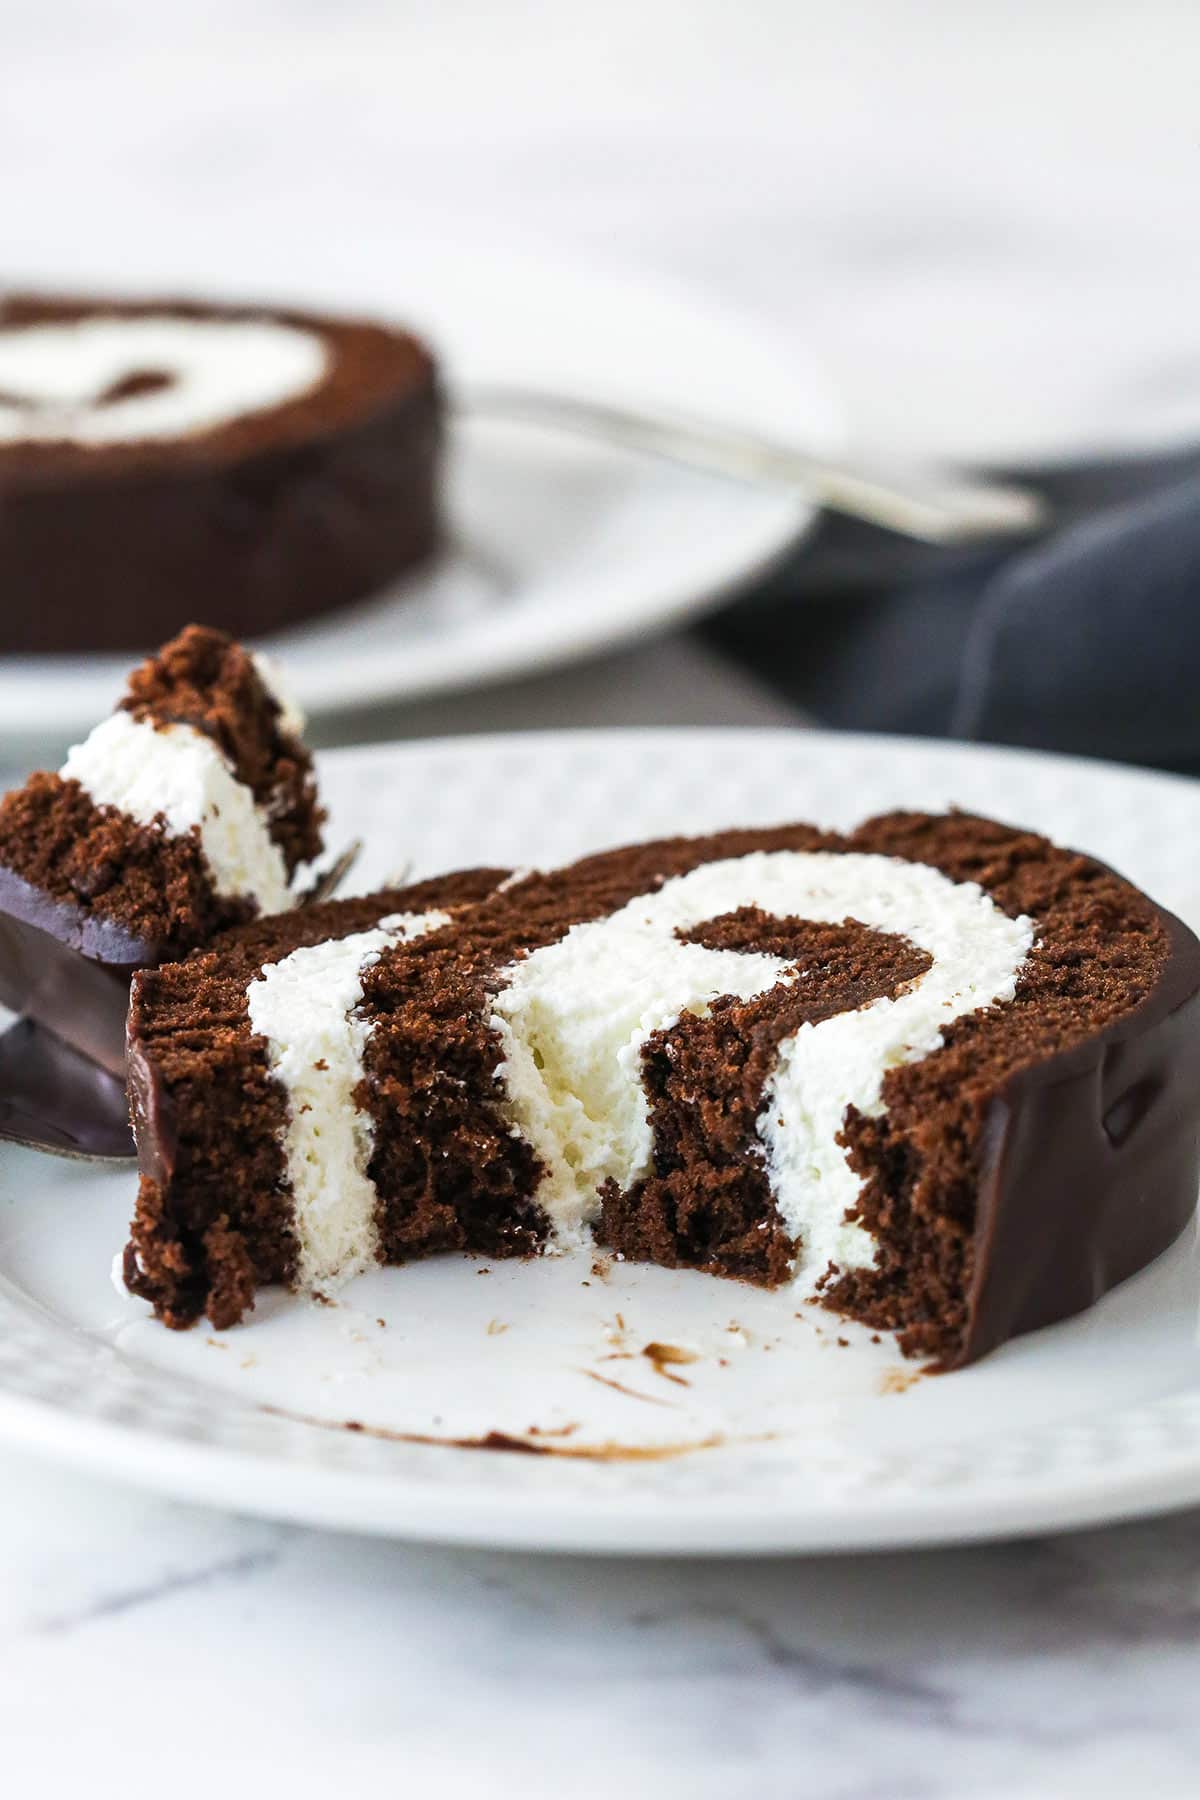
[0,862,159,965]
[960,895,1200,1365]
[127,1024,181,1189]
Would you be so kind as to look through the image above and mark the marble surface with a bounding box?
[4,2,1200,1792]
[5,1448,1200,1798]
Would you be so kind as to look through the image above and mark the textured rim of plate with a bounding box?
[1,727,1199,1555]
[0,248,841,736]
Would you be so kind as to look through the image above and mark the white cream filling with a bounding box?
[251,650,307,743]
[0,314,327,445]
[490,851,1033,1281]
[61,711,293,913]
[246,910,450,1294]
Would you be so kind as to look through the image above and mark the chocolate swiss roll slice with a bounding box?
[121,813,1200,1366]
[0,291,439,652]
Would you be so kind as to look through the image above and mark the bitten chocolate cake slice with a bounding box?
[0,624,323,1071]
[0,292,440,652]
[124,869,508,1328]
[123,814,1200,1367]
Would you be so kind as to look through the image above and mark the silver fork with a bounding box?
[0,1019,134,1162]
[456,384,1049,546]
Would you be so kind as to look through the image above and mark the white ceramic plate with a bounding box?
[2,727,1200,1555]
[0,247,840,741]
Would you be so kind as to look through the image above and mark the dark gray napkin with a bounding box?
[706,454,1200,773]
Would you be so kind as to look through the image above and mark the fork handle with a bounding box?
[454,385,1048,547]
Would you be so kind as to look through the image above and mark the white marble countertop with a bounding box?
[5,1447,1200,1799]
[4,3,1200,1792]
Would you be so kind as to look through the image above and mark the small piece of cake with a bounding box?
[0,624,324,1071]
[122,813,1200,1366]
[0,292,440,652]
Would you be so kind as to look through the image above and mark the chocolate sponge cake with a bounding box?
[0,292,439,652]
[0,624,323,1072]
[122,813,1200,1366]
[124,869,510,1328]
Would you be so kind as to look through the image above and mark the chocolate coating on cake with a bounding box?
[956,903,1200,1364]
[821,812,1200,1364]
[0,293,440,652]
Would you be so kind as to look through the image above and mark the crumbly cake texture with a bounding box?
[122,814,1200,1366]
[121,623,321,874]
[0,624,323,964]
[0,292,440,652]
[125,871,510,1328]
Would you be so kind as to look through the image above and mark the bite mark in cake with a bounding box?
[491,851,1034,1279]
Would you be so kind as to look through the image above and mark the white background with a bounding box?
[6,0,1200,463]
